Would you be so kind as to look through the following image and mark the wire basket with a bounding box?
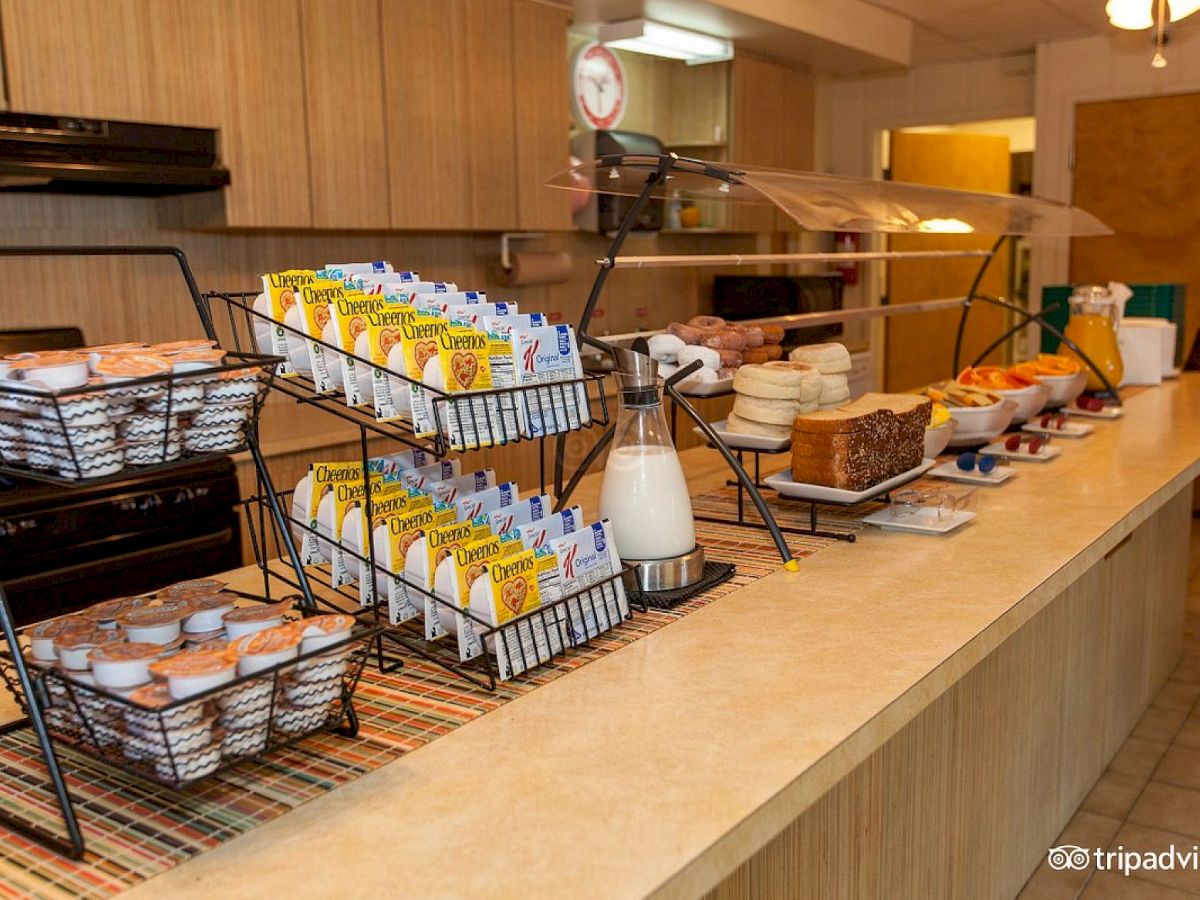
[0,353,278,486]
[200,291,609,455]
[5,608,380,789]
[243,489,641,690]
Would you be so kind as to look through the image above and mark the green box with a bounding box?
[1039,284,1187,365]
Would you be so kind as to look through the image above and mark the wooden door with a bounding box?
[886,131,1011,391]
[728,54,784,234]
[1071,93,1200,350]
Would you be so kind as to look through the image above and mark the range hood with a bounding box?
[0,112,230,196]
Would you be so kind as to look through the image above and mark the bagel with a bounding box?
[732,394,809,426]
[733,361,819,400]
[760,325,785,345]
[725,412,792,439]
[789,342,851,374]
[818,373,850,405]
[676,345,721,370]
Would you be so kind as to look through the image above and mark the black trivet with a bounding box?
[627,561,736,609]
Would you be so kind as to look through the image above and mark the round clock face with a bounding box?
[571,42,626,131]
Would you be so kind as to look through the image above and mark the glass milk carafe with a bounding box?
[1059,284,1124,391]
[598,349,696,561]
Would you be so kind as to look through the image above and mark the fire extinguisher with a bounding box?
[833,232,859,286]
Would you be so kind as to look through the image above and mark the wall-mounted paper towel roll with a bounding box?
[496,250,572,287]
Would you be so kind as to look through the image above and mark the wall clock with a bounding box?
[571,42,626,131]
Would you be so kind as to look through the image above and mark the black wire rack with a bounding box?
[240,486,642,691]
[200,290,610,456]
[0,352,277,487]
[1,600,381,790]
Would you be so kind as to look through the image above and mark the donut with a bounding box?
[667,322,706,345]
[742,327,765,349]
[717,349,743,368]
[648,333,685,363]
[700,328,748,351]
[688,315,726,330]
[676,345,721,370]
[763,344,783,360]
[760,325,785,345]
[789,342,852,374]
[741,347,771,365]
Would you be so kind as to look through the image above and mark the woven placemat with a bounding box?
[0,483,872,898]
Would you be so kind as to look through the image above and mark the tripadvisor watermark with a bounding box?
[1048,843,1200,877]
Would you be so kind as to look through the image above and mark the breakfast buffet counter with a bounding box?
[124,377,1200,899]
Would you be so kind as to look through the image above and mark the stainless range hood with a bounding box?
[0,112,230,196]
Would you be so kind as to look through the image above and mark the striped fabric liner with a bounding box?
[0,484,876,898]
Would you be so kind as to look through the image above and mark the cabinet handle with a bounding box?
[1103,533,1133,560]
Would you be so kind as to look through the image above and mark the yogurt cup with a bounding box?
[83,343,147,373]
[295,614,355,654]
[6,353,90,390]
[283,675,342,708]
[89,642,164,690]
[42,392,109,426]
[54,627,123,671]
[124,682,207,733]
[117,603,191,645]
[155,732,223,783]
[231,626,302,675]
[93,353,173,383]
[165,349,226,374]
[125,439,182,466]
[222,603,290,640]
[150,340,218,356]
[28,616,89,661]
[149,649,238,699]
[181,592,238,633]
[222,724,270,758]
[215,675,274,712]
[159,579,227,599]
[82,595,149,629]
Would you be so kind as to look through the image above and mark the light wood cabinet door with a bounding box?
[775,64,814,233]
[513,0,571,230]
[729,54,784,234]
[0,0,313,228]
[300,0,391,229]
[463,0,518,231]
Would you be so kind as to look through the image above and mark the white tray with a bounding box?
[1066,404,1122,419]
[1021,420,1093,438]
[928,461,1016,486]
[692,419,790,452]
[862,507,975,535]
[677,376,734,397]
[979,440,1063,462]
[763,458,935,504]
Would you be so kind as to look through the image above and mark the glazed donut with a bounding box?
[717,349,743,368]
[760,325,785,345]
[741,347,771,365]
[700,328,748,351]
[763,344,783,361]
[688,315,726,330]
[742,327,765,349]
[667,321,708,345]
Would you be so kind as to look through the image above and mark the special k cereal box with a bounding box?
[398,458,461,491]
[452,481,519,523]
[445,302,518,330]
[429,469,495,504]
[483,493,551,536]
[411,290,486,316]
[508,506,584,551]
[260,269,316,375]
[552,519,629,643]
[511,324,589,438]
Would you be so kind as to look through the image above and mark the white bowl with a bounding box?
[1037,370,1088,408]
[945,400,1017,447]
[992,384,1050,424]
[923,418,958,458]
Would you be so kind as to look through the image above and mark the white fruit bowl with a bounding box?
[992,384,1050,424]
[946,400,1017,447]
[924,418,958,458]
[1038,370,1089,408]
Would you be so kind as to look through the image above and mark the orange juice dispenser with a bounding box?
[1059,284,1127,391]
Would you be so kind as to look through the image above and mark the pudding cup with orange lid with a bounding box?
[93,354,173,401]
[231,625,302,675]
[89,642,165,690]
[182,592,238,633]
[55,627,123,671]
[82,595,148,629]
[149,648,238,699]
[295,614,356,654]
[124,681,207,733]
[117,602,191,645]
[159,579,226,599]
[164,348,226,374]
[5,353,90,391]
[223,602,290,640]
[28,616,89,661]
[82,343,147,372]
[149,340,217,356]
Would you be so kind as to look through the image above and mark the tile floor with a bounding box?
[1016,524,1200,898]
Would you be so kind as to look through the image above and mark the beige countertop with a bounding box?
[124,378,1200,899]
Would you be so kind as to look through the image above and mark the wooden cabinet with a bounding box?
[513,0,572,230]
[300,0,391,229]
[0,0,313,228]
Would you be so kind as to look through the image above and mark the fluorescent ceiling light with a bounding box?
[598,19,733,65]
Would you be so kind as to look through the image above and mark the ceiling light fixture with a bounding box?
[1107,0,1200,65]
[598,19,733,65]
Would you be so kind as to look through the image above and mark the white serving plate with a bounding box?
[1066,404,1122,420]
[692,419,790,452]
[763,458,935,504]
[1021,420,1093,438]
[676,375,734,397]
[927,461,1016,486]
[862,507,975,535]
[979,440,1063,462]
